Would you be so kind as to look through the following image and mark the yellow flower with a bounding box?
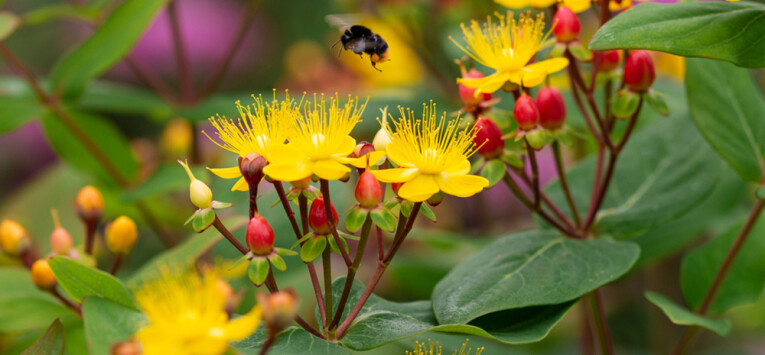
[406,338,484,355]
[451,12,569,96]
[494,0,627,13]
[135,269,262,355]
[263,94,378,182]
[203,92,295,191]
[371,103,489,202]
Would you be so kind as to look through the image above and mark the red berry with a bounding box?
[355,172,383,209]
[391,181,403,196]
[536,87,567,130]
[309,197,338,235]
[246,216,275,255]
[459,69,492,105]
[513,94,539,131]
[50,228,73,255]
[473,117,505,158]
[553,6,580,43]
[594,50,621,73]
[624,50,655,92]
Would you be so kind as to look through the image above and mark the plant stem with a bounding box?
[124,55,178,104]
[553,141,581,226]
[51,288,82,316]
[512,166,578,231]
[330,215,373,329]
[84,222,97,255]
[212,216,249,254]
[319,180,353,266]
[262,271,325,339]
[258,333,275,355]
[322,249,333,329]
[167,0,194,102]
[110,254,123,275]
[336,203,422,338]
[0,42,176,247]
[672,198,765,355]
[588,289,614,355]
[272,181,302,238]
[502,172,581,239]
[248,182,259,218]
[525,142,540,209]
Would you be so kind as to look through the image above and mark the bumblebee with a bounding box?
[327,15,389,72]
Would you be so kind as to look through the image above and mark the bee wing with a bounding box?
[325,14,362,32]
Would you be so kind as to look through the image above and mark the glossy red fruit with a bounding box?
[309,197,338,235]
[246,216,275,255]
[459,69,492,105]
[391,181,403,196]
[594,50,621,73]
[355,172,383,209]
[553,6,580,43]
[624,50,655,92]
[473,117,505,158]
[513,94,539,131]
[536,87,567,130]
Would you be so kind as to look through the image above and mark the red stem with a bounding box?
[319,180,353,266]
[167,0,194,102]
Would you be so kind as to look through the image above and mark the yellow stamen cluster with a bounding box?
[292,94,367,160]
[405,339,484,355]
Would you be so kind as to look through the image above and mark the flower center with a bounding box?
[255,134,270,151]
[311,133,326,148]
[419,148,441,174]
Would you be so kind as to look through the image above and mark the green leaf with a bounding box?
[0,11,20,40]
[420,204,437,222]
[82,297,147,355]
[589,2,765,68]
[0,96,46,133]
[501,152,524,168]
[681,216,765,314]
[79,81,173,120]
[645,90,669,116]
[268,254,287,272]
[544,117,720,239]
[275,247,298,256]
[344,207,368,233]
[247,257,270,286]
[645,291,730,336]
[289,233,314,250]
[479,159,506,188]
[0,269,79,333]
[370,207,397,231]
[21,319,64,355]
[122,163,207,202]
[128,216,245,286]
[234,327,350,355]
[400,200,413,217]
[432,230,639,324]
[50,0,171,96]
[40,109,138,186]
[756,187,765,200]
[300,236,327,262]
[686,58,765,183]
[21,4,100,26]
[327,233,349,255]
[568,41,592,61]
[326,278,574,350]
[192,208,216,233]
[612,89,640,119]
[49,256,138,310]
[470,157,484,174]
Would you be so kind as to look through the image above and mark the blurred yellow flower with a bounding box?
[263,94,376,182]
[451,12,568,96]
[495,0,629,13]
[406,338,484,355]
[135,269,262,355]
[371,103,489,202]
[204,92,296,191]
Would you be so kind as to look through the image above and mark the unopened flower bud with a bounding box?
[160,119,193,158]
[513,94,539,131]
[74,186,103,223]
[106,216,138,255]
[624,50,655,93]
[355,172,382,209]
[536,87,567,130]
[309,197,337,235]
[373,128,392,152]
[216,279,239,314]
[353,141,376,159]
[258,289,298,333]
[110,338,142,355]
[290,177,312,190]
[0,219,31,256]
[31,259,56,290]
[594,50,621,73]
[473,117,505,159]
[246,216,275,255]
[553,6,580,43]
[460,69,493,103]
[49,210,73,256]
[178,160,212,209]
[427,191,445,207]
[238,152,267,186]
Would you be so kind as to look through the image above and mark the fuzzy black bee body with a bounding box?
[328,18,390,72]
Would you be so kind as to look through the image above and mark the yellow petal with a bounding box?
[494,0,532,8]
[312,159,351,180]
[458,72,511,96]
[223,306,262,341]
[530,0,558,7]
[371,167,419,183]
[334,136,357,158]
[347,151,387,168]
[519,58,570,87]
[609,0,630,10]
[231,177,249,192]
[208,166,241,179]
[398,174,439,202]
[263,160,312,182]
[564,0,592,12]
[445,158,471,175]
[386,141,416,168]
[436,173,489,198]
[268,144,307,164]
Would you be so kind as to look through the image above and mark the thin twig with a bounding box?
[167,0,194,102]
[109,254,123,275]
[503,172,581,239]
[588,289,615,355]
[525,142,540,209]
[553,141,581,226]
[212,216,248,254]
[330,216,373,329]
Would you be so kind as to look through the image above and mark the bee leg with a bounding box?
[371,61,382,72]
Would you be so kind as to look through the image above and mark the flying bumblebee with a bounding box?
[326,15,389,72]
